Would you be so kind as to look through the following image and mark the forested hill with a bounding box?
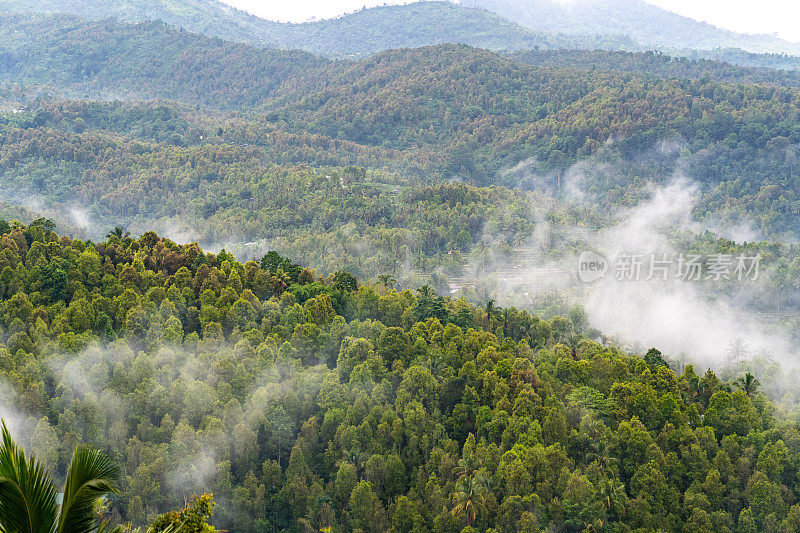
[1,220,799,531]
[4,28,800,234]
[5,0,800,61]
[5,17,800,161]
[0,0,279,46]
[464,0,800,55]
[508,49,800,86]
[253,2,634,58]
[259,2,557,57]
[0,0,634,56]
[0,15,324,108]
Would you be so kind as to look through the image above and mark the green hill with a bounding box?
[0,0,635,56]
[3,16,800,237]
[255,1,635,58]
[507,49,800,85]
[2,220,798,532]
[0,0,280,45]
[0,14,323,108]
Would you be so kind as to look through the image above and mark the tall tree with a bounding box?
[451,474,488,527]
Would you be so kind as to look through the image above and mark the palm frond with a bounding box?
[56,445,120,533]
[0,420,59,533]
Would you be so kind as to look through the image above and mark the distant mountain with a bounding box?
[4,0,800,60]
[462,0,800,55]
[255,2,635,58]
[0,0,280,45]
[0,14,324,108]
[0,0,636,56]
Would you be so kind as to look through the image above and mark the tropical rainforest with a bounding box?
[2,0,800,531]
[1,220,800,533]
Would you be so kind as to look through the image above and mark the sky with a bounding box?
[221,0,800,42]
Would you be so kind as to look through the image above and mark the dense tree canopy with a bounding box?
[0,222,798,531]
[3,7,800,532]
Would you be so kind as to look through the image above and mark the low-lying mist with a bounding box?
[476,144,800,374]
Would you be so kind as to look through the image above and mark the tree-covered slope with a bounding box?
[507,49,800,86]
[255,1,634,58]
[0,220,799,531]
[5,0,800,66]
[0,0,636,56]
[5,32,800,236]
[0,0,280,46]
[0,15,324,108]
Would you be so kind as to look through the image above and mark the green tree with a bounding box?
[735,373,761,397]
[451,473,488,527]
[149,493,216,532]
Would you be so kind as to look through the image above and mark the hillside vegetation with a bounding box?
[4,2,800,531]
[1,221,800,531]
[4,30,800,237]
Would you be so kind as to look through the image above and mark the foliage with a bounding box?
[0,420,119,533]
[0,226,797,531]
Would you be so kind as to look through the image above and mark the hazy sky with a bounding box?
[221,0,800,42]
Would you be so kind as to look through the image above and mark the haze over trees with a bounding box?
[2,0,800,530]
[0,221,798,531]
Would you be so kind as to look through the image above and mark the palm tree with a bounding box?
[0,420,120,533]
[417,285,434,300]
[672,352,691,374]
[105,227,130,243]
[376,274,396,289]
[425,349,446,381]
[755,348,775,363]
[269,269,291,294]
[598,479,626,520]
[451,474,488,527]
[735,372,761,397]
[586,439,618,475]
[484,298,495,330]
[726,337,750,365]
[564,332,586,360]
[452,451,479,483]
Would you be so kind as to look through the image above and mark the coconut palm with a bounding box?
[726,337,750,365]
[564,331,588,361]
[452,451,479,483]
[451,473,488,527]
[672,352,691,374]
[586,438,618,475]
[597,478,626,520]
[484,298,495,322]
[105,227,130,243]
[268,269,291,294]
[376,274,396,288]
[735,372,761,397]
[417,285,434,300]
[0,420,120,533]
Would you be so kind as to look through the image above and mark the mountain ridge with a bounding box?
[0,0,634,54]
[463,0,800,55]
[4,0,800,60]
